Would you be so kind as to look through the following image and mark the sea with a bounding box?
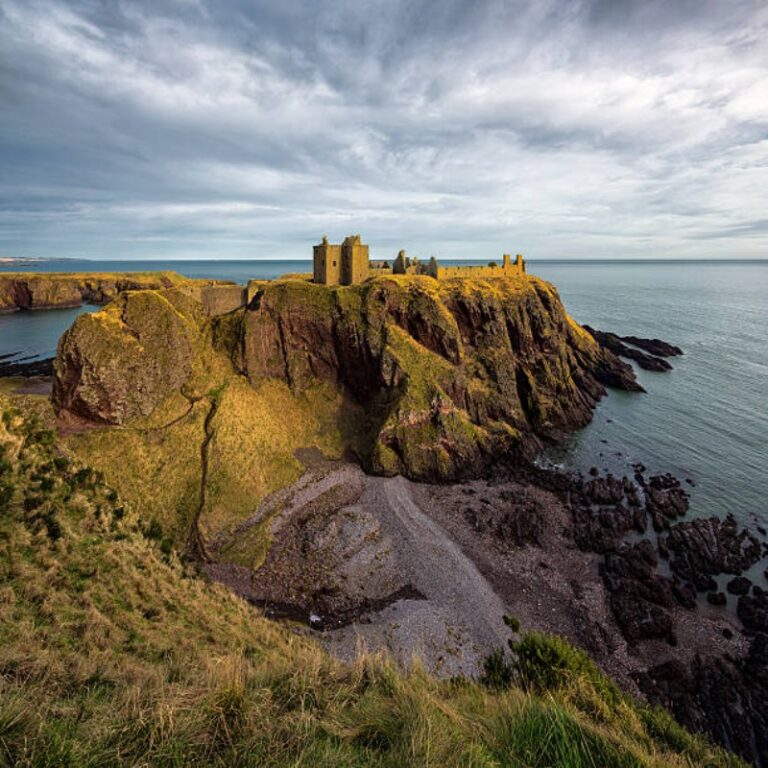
[1,258,766,531]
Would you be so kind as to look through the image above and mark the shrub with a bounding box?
[144,519,163,541]
[482,623,621,708]
[53,456,69,472]
[482,648,513,689]
[512,632,621,704]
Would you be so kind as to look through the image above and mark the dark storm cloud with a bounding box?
[0,0,767,259]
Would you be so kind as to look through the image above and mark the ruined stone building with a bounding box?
[313,235,526,286]
[434,253,526,279]
[313,235,369,285]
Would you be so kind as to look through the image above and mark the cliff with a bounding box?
[53,273,639,482]
[0,270,193,312]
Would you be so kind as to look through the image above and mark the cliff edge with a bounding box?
[53,273,639,481]
[0,270,205,312]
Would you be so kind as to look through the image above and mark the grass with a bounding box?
[63,371,362,557]
[0,395,746,768]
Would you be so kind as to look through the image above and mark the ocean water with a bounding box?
[1,259,766,530]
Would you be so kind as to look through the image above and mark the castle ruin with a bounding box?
[313,235,369,286]
[312,235,526,286]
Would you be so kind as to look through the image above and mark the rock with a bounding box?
[54,275,643,481]
[619,335,683,357]
[566,472,647,553]
[583,326,673,372]
[464,492,545,546]
[54,290,205,424]
[727,576,752,596]
[738,591,768,633]
[672,580,697,609]
[237,277,642,481]
[0,356,54,377]
[645,473,689,531]
[637,636,768,768]
[665,515,761,591]
[707,591,726,606]
[600,541,676,644]
[0,271,187,312]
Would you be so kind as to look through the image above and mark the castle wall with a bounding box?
[200,285,248,316]
[341,236,369,285]
[435,256,525,280]
[313,243,342,285]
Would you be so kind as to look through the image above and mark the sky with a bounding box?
[1,0,767,261]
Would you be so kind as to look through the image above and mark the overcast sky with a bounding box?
[1,0,767,261]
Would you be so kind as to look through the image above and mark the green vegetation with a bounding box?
[0,397,745,767]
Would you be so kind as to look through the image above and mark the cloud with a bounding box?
[0,0,767,259]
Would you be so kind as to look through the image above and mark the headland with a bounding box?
[1,239,766,765]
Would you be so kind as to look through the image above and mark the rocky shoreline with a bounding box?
[204,453,767,765]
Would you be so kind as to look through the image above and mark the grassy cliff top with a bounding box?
[0,395,745,768]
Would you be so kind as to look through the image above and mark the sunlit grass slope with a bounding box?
[0,395,744,767]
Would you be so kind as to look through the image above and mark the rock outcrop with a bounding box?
[237,276,640,480]
[0,271,193,312]
[637,636,768,768]
[53,289,210,423]
[53,274,640,481]
[664,515,762,591]
[583,326,677,372]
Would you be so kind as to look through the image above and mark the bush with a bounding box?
[512,632,620,703]
[482,623,621,707]
[144,519,163,541]
[482,648,513,689]
[53,456,70,472]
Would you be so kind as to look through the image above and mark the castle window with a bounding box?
[333,261,336,266]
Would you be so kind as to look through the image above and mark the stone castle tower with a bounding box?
[313,235,369,285]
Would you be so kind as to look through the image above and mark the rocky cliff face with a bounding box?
[0,271,187,312]
[236,276,639,479]
[53,274,638,480]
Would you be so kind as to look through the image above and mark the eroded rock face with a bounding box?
[238,276,640,480]
[637,636,768,768]
[53,289,206,423]
[600,540,677,644]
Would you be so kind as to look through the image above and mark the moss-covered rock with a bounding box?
[53,289,209,423]
[239,274,640,481]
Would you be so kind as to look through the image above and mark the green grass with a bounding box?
[0,395,746,768]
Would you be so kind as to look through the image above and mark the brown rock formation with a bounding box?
[53,274,641,480]
[236,275,639,479]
